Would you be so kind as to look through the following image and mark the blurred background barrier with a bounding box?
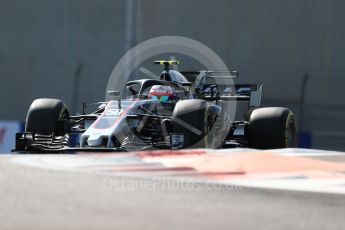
[0,121,23,153]
[298,131,312,148]
[0,0,344,151]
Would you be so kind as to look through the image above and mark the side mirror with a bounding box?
[107,90,120,97]
[126,85,138,95]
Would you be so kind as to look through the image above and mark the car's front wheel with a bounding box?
[171,99,217,148]
[25,98,70,136]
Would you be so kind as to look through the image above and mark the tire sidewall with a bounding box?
[25,98,70,136]
[172,99,216,148]
[248,107,297,149]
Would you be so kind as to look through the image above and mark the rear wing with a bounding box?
[181,71,262,107]
[204,84,263,107]
[181,70,238,83]
[233,84,263,107]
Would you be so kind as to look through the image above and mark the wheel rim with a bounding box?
[205,111,216,148]
[286,119,296,147]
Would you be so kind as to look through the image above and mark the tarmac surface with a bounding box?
[0,148,345,230]
[0,150,345,229]
[0,156,345,230]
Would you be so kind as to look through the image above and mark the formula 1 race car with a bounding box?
[14,60,297,152]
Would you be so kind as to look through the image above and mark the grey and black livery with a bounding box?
[14,60,297,153]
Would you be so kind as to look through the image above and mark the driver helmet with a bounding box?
[148,85,176,102]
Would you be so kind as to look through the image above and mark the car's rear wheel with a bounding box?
[25,98,70,136]
[247,107,297,149]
